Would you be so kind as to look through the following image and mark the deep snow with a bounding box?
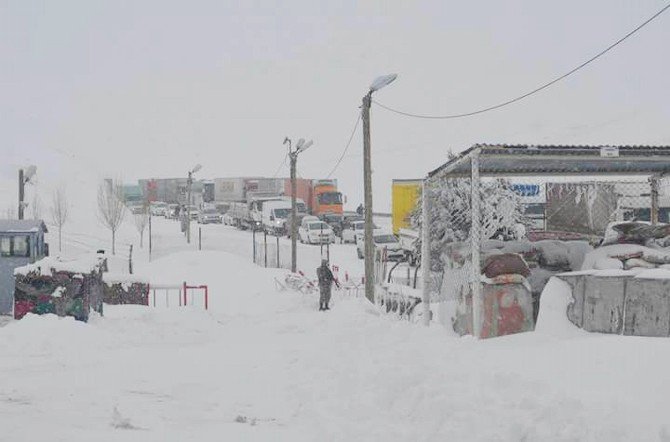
[2,218,670,441]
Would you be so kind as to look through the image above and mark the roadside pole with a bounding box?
[362,92,375,303]
[18,169,25,220]
[290,147,298,272]
[148,213,152,262]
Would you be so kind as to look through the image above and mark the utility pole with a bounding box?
[362,92,375,303]
[285,137,313,273]
[185,164,202,244]
[18,169,25,220]
[360,73,397,304]
[186,171,193,244]
[18,166,36,220]
[286,138,298,272]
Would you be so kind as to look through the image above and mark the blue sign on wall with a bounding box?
[511,184,540,197]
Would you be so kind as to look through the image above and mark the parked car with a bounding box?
[298,220,335,244]
[285,213,310,238]
[222,212,236,226]
[167,204,179,219]
[128,203,146,215]
[341,220,378,244]
[198,208,222,224]
[356,230,403,260]
[186,205,199,220]
[150,201,168,217]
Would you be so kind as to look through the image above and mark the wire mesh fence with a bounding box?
[417,144,670,338]
[253,234,292,269]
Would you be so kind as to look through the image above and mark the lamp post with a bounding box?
[18,165,36,220]
[285,137,313,273]
[361,74,397,303]
[186,164,202,244]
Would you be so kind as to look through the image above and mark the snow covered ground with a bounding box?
[2,218,670,441]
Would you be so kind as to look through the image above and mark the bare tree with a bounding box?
[97,180,126,255]
[133,205,149,248]
[31,193,42,220]
[50,188,69,252]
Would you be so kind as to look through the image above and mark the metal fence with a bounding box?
[253,232,292,269]
[418,144,670,337]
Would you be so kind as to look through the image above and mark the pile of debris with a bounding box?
[13,254,106,322]
[102,273,149,305]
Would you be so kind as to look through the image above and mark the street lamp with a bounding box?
[186,164,202,244]
[362,73,397,303]
[285,136,313,272]
[18,165,37,220]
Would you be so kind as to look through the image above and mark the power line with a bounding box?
[326,112,362,178]
[374,2,670,120]
[272,153,288,178]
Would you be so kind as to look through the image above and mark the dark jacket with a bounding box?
[317,265,335,287]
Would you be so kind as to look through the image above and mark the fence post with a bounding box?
[183,281,187,306]
[650,175,660,225]
[471,149,483,338]
[199,227,202,250]
[264,230,268,268]
[204,285,209,310]
[128,244,133,274]
[252,228,256,264]
[421,177,432,326]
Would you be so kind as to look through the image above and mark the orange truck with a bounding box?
[284,178,343,216]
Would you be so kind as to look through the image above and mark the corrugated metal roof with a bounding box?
[429,144,670,178]
[0,219,48,233]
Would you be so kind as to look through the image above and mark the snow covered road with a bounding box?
[2,219,670,441]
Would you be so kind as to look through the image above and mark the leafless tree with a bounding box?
[31,193,42,220]
[133,205,149,248]
[50,188,69,252]
[97,180,126,255]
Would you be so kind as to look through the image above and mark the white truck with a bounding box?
[261,198,307,236]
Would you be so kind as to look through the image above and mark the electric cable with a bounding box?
[373,2,670,119]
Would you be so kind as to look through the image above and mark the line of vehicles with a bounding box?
[138,176,416,263]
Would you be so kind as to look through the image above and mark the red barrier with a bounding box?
[183,284,209,310]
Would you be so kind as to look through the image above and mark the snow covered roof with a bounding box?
[14,254,104,277]
[0,219,48,233]
[429,144,670,178]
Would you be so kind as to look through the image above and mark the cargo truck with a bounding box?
[391,179,422,235]
[283,178,343,217]
[391,179,422,265]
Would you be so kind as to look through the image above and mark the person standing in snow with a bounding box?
[356,203,364,215]
[317,259,339,311]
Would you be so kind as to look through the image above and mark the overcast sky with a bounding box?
[2,0,669,211]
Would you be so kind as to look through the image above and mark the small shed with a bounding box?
[0,220,48,315]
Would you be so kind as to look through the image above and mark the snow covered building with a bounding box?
[0,220,48,315]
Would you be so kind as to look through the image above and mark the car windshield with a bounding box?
[274,208,290,218]
[317,192,342,205]
[309,222,328,230]
[374,234,398,244]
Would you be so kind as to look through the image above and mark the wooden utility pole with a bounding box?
[186,171,193,243]
[362,92,375,303]
[290,147,298,272]
[18,169,25,220]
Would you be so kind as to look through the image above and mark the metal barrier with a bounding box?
[149,282,208,310]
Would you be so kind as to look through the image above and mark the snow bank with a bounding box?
[534,277,584,337]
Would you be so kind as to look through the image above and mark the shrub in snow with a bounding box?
[411,178,526,271]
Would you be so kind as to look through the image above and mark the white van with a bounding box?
[262,199,306,236]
